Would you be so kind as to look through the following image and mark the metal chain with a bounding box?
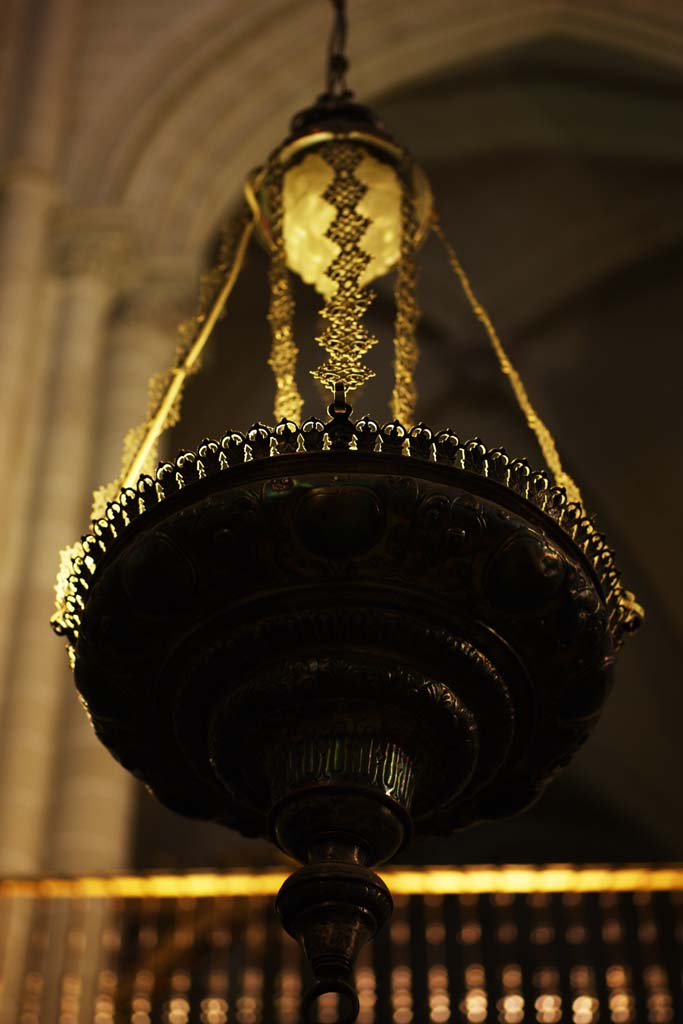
[90,205,255,521]
[325,0,350,98]
[434,211,644,629]
[431,211,583,506]
[265,158,303,423]
[391,157,420,426]
[268,259,302,424]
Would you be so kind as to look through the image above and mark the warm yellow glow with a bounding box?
[385,865,683,895]
[283,149,402,297]
[282,152,335,296]
[1,865,683,901]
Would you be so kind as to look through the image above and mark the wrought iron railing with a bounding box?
[1,865,681,1023]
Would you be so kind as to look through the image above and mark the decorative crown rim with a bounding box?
[52,407,643,654]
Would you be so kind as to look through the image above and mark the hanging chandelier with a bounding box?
[51,3,643,1021]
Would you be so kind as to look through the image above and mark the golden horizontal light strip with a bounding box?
[1,865,682,901]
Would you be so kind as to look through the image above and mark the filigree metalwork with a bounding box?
[264,158,303,423]
[312,141,380,394]
[391,156,420,425]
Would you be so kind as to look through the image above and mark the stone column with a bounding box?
[48,270,194,874]
[0,214,131,876]
[0,0,81,443]
[0,0,83,714]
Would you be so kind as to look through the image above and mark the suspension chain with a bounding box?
[265,158,304,423]
[90,205,255,521]
[431,212,583,506]
[391,156,421,425]
[325,0,350,98]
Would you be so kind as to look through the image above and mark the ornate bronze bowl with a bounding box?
[57,404,638,1020]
